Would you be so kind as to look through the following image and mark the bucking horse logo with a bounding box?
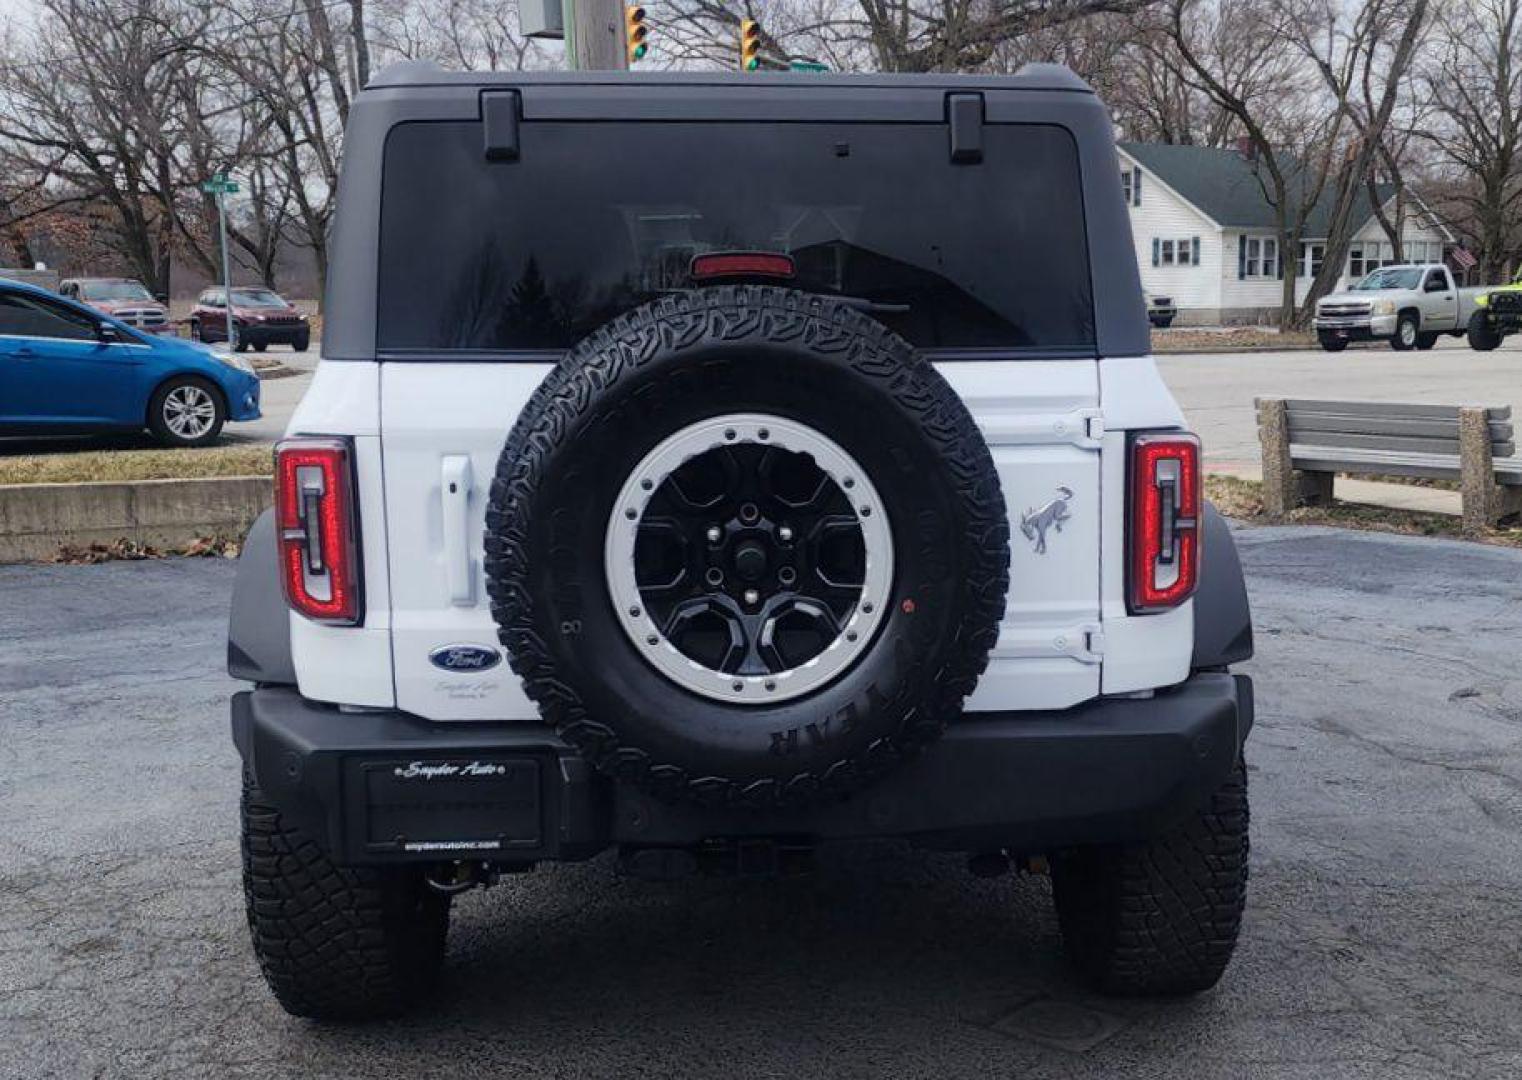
[1020,487,1073,555]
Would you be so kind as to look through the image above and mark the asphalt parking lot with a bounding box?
[3,525,1521,1079]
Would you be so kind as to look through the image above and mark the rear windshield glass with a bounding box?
[378,120,1095,355]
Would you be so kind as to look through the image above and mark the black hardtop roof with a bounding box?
[322,60,1150,360]
[368,61,1095,95]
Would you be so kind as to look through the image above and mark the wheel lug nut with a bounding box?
[706,567,725,586]
[707,526,722,543]
[744,589,760,606]
[740,503,759,524]
[778,525,793,542]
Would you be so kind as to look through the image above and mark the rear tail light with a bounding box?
[275,437,362,624]
[1128,432,1201,614]
[690,251,797,281]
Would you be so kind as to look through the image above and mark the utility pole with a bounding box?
[560,0,628,70]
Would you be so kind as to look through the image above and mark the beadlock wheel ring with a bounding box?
[605,413,894,705]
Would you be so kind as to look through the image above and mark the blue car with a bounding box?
[0,276,261,447]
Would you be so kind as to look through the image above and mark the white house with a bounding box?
[1118,142,1456,325]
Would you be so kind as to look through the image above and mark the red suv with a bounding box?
[190,287,311,352]
[58,278,175,334]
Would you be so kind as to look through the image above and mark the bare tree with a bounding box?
[1279,0,1431,316]
[0,0,210,294]
[1167,0,1337,327]
[1418,0,1522,280]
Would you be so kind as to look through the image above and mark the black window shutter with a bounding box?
[1276,239,1284,279]
[1133,169,1142,206]
[1152,238,1160,267]
[1192,237,1200,266]
[1237,235,1246,279]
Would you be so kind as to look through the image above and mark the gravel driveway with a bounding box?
[2,525,1520,1079]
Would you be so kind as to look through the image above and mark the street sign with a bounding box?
[789,60,829,72]
[201,175,239,349]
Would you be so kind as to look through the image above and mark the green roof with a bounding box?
[1119,142,1394,237]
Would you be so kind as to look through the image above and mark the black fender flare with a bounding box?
[1193,501,1253,669]
[227,508,297,685]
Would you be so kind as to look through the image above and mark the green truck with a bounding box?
[1467,272,1522,351]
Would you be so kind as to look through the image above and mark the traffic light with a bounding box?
[738,18,761,71]
[624,5,648,63]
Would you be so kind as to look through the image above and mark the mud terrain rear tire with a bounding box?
[485,286,1009,808]
[241,779,451,1020]
[1050,760,1249,996]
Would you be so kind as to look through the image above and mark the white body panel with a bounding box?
[286,354,1193,718]
[380,363,551,721]
[285,363,396,708]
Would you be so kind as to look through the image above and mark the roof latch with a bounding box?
[482,90,521,162]
[947,93,984,165]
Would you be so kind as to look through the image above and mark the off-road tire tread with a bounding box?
[241,778,449,1020]
[1468,310,1502,352]
[484,285,1008,809]
[1051,761,1249,996]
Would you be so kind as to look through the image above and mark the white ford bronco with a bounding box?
[228,64,1255,1020]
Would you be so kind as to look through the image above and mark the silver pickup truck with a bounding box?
[1314,264,1484,352]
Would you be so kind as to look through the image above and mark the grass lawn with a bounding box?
[0,446,272,486]
[1154,327,1318,352]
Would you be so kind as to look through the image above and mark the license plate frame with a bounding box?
[355,756,542,856]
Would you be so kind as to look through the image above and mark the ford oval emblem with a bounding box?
[429,644,502,673]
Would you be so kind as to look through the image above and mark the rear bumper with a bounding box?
[232,672,1252,865]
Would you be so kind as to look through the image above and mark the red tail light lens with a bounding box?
[1128,432,1201,614]
[690,252,797,281]
[275,437,362,625]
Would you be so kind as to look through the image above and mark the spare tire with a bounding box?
[485,286,1008,808]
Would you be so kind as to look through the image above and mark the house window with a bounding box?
[1242,236,1279,278]
[1351,240,1405,278]
[1120,165,1142,207]
[1301,242,1325,279]
[1152,236,1201,267]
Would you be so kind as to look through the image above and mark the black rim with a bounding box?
[632,443,866,676]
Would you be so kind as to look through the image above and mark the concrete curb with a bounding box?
[0,476,272,563]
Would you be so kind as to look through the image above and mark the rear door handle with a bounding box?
[441,455,475,606]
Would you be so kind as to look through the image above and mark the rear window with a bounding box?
[378,120,1095,356]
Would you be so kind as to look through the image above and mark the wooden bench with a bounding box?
[1256,398,1522,534]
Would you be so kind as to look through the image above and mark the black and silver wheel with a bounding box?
[1415,332,1438,351]
[1317,332,1348,353]
[1391,313,1419,351]
[606,413,893,704]
[148,376,224,447]
[485,286,1009,808]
